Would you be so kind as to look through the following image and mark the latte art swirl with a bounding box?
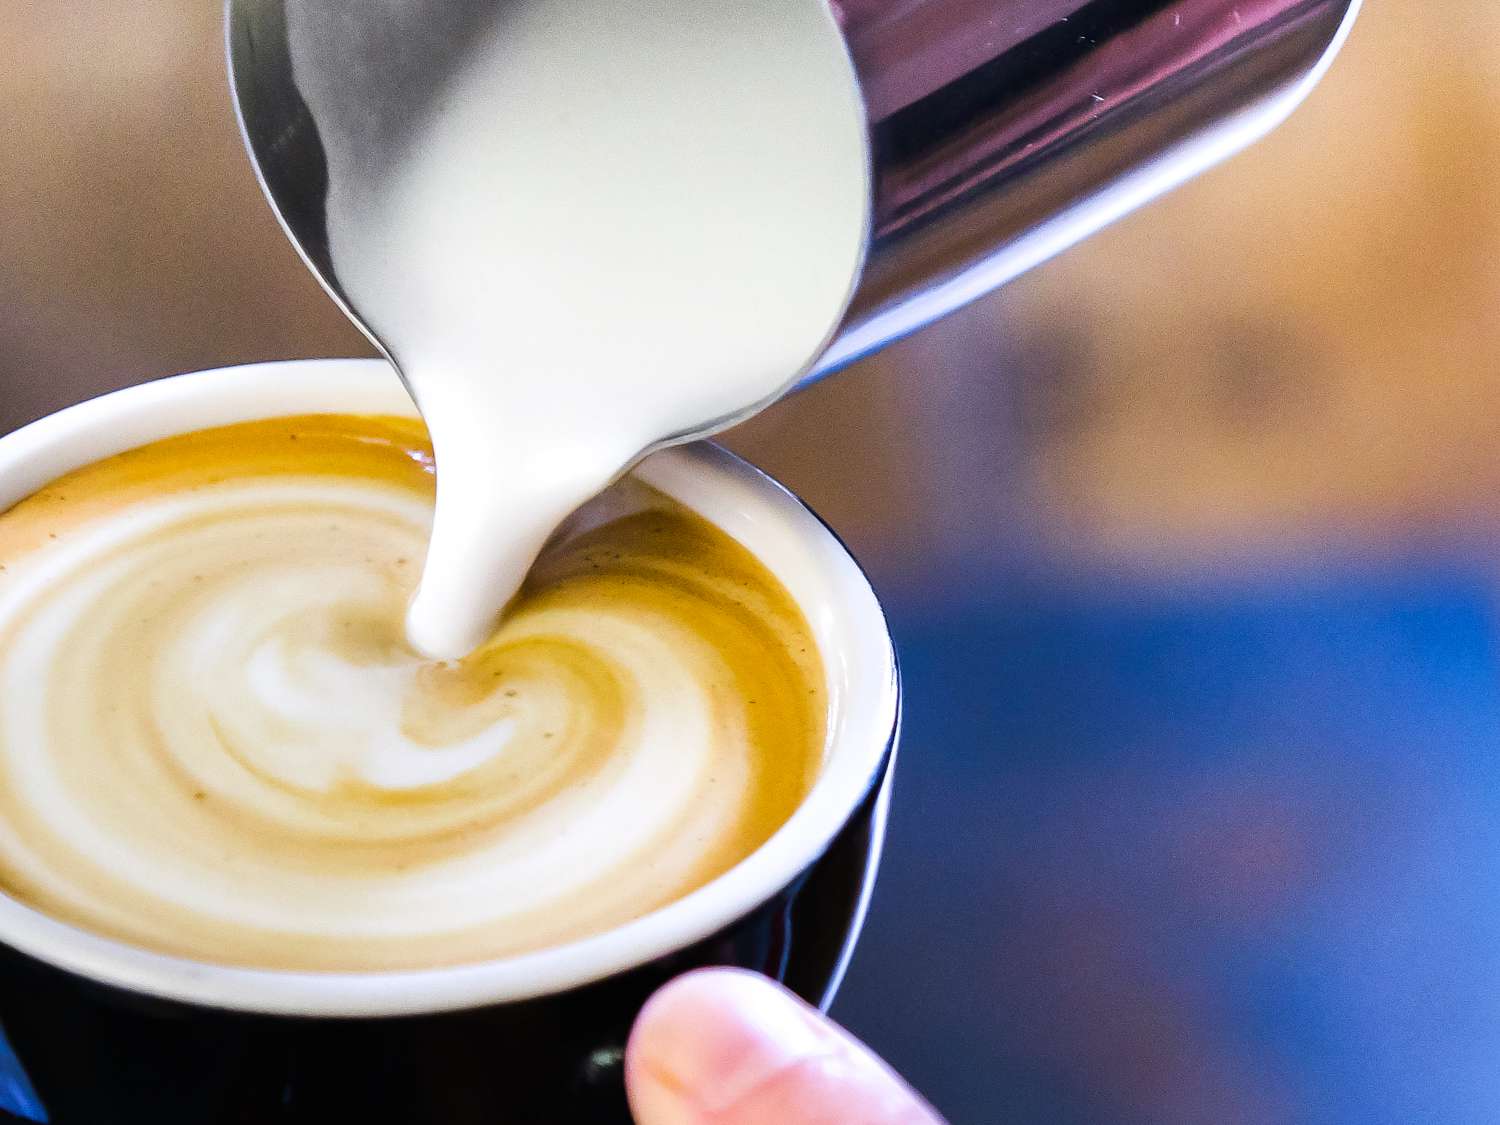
[0,417,824,970]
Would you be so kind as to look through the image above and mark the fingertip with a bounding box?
[626,969,830,1124]
[626,969,943,1125]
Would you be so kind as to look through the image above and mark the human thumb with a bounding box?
[626,968,945,1124]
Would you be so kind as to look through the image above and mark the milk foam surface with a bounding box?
[290,0,870,657]
[0,417,824,971]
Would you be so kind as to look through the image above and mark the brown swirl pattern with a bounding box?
[0,416,824,970]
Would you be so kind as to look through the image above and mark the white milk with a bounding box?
[318,0,869,658]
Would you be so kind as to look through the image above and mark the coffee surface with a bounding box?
[0,416,824,971]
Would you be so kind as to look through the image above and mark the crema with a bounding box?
[0,416,825,971]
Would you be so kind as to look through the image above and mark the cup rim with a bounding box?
[0,359,898,1016]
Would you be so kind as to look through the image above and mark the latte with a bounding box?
[0,415,825,972]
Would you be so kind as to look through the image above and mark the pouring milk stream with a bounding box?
[285,0,870,658]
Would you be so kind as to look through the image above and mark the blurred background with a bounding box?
[7,1,1500,1121]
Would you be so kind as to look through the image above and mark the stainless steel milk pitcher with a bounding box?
[229,0,1361,384]
[814,0,1361,380]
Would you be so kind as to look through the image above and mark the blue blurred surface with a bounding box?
[835,555,1500,1123]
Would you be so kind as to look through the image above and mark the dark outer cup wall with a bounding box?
[0,736,895,1125]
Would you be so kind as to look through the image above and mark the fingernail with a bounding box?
[627,969,832,1121]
